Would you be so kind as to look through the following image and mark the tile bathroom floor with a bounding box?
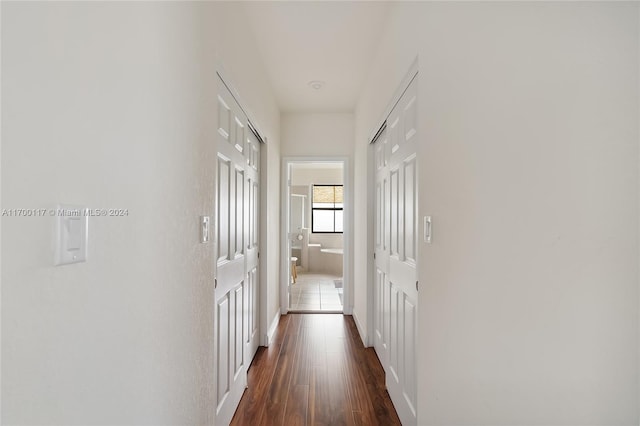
[289,272,343,311]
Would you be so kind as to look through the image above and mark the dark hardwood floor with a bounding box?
[230,314,401,426]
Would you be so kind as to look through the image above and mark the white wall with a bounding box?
[355,2,639,424]
[281,113,354,157]
[1,2,280,425]
[290,167,343,186]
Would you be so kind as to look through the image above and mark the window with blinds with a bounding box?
[311,185,343,233]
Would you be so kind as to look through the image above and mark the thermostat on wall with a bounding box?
[55,204,88,265]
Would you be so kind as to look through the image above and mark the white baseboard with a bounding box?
[264,310,281,347]
[352,310,368,347]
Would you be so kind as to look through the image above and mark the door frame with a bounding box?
[280,157,352,314]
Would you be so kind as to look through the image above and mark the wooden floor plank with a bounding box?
[231,314,401,426]
[309,366,334,426]
[261,314,302,425]
[284,384,309,426]
[230,315,291,426]
[326,350,353,426]
[343,317,401,424]
[292,325,311,386]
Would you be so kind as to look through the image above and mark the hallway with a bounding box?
[230,314,401,426]
[2,2,638,425]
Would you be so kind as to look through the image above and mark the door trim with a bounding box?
[281,157,352,315]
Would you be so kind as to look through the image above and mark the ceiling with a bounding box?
[243,2,391,113]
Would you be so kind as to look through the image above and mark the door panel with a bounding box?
[404,157,417,264]
[214,76,260,425]
[218,96,231,140]
[217,157,231,263]
[403,294,417,413]
[234,117,245,153]
[389,283,400,383]
[373,76,418,425]
[234,284,244,376]
[374,127,390,370]
[245,129,261,365]
[216,294,230,407]
[247,266,259,355]
[234,167,244,257]
[390,168,399,257]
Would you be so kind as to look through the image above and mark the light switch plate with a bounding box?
[55,204,88,265]
[423,215,432,244]
[200,216,210,243]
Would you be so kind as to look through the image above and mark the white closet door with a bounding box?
[373,76,419,425]
[214,76,250,426]
[374,125,391,371]
[245,129,260,365]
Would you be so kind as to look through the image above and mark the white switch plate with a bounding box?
[423,215,432,244]
[55,204,88,265]
[200,216,210,243]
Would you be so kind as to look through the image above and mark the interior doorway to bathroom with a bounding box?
[281,159,348,313]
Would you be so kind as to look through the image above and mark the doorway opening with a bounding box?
[282,158,349,313]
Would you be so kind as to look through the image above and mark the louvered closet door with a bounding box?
[214,76,251,426]
[373,76,418,425]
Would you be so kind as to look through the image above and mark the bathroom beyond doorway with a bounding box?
[290,273,343,311]
[283,159,349,313]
